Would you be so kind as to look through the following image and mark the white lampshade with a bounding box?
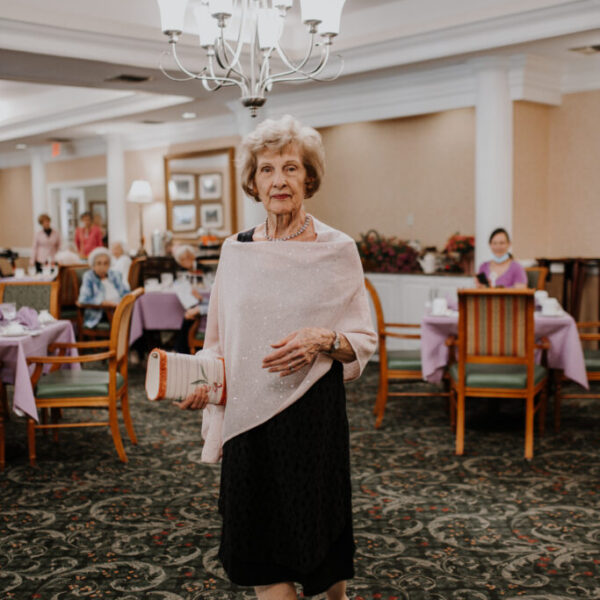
[257,8,283,50]
[209,0,233,18]
[318,0,346,36]
[156,0,189,34]
[194,2,220,47]
[127,180,153,203]
[299,0,323,25]
[273,0,293,9]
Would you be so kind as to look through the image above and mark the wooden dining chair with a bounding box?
[26,288,144,465]
[188,317,206,354]
[76,303,115,340]
[553,321,600,432]
[449,288,548,459]
[57,265,88,322]
[365,278,449,428]
[0,281,59,318]
[128,257,146,290]
[525,266,548,290]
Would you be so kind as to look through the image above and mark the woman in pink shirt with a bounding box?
[75,211,104,258]
[31,213,61,271]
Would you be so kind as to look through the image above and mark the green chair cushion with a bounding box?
[583,350,600,372]
[449,363,547,389]
[35,370,125,399]
[387,350,422,371]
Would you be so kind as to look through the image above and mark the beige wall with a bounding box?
[45,155,106,183]
[0,165,33,248]
[312,108,476,248]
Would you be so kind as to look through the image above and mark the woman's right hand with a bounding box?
[173,385,210,410]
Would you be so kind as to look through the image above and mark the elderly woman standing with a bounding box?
[78,247,130,329]
[176,116,376,600]
[31,213,61,271]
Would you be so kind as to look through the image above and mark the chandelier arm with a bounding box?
[221,39,250,88]
[171,44,244,89]
[270,37,317,82]
[218,0,248,74]
[159,49,205,82]
[212,43,250,96]
[262,46,334,91]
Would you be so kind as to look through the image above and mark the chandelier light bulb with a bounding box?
[157,0,189,35]
[318,0,346,37]
[194,2,220,47]
[299,0,325,27]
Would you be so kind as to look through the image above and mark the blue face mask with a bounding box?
[492,253,510,263]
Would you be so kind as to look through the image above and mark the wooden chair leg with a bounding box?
[121,392,137,445]
[455,391,465,455]
[27,418,37,467]
[108,401,127,463]
[374,373,388,429]
[449,388,457,430]
[41,407,49,437]
[373,366,386,416]
[524,392,534,460]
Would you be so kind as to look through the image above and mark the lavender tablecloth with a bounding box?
[129,291,210,345]
[0,320,79,421]
[421,312,589,389]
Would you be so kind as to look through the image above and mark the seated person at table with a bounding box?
[173,245,205,354]
[78,247,130,329]
[476,228,527,289]
[110,241,132,285]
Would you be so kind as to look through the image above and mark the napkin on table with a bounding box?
[16,307,40,329]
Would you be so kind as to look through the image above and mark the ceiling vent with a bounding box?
[569,44,600,55]
[47,137,72,143]
[140,120,165,125]
[105,74,151,83]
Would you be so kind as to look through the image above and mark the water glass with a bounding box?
[0,302,17,321]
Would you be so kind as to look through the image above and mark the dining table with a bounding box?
[129,288,210,345]
[0,319,79,422]
[421,310,589,389]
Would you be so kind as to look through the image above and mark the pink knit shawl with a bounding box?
[199,217,377,462]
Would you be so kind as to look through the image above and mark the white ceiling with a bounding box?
[0,0,599,154]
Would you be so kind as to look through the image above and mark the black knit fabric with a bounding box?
[218,361,355,596]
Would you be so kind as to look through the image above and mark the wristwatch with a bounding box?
[331,330,341,353]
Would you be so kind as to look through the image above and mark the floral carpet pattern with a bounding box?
[1,364,600,600]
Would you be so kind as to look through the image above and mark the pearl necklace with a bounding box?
[265,215,311,241]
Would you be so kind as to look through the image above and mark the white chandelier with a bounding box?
[156,0,346,116]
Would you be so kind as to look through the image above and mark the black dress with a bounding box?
[217,228,355,597]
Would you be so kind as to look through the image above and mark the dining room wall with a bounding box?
[310,108,476,250]
[0,165,33,248]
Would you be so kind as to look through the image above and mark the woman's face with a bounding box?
[489,232,510,258]
[178,252,195,271]
[93,254,111,279]
[41,217,51,229]
[254,144,307,216]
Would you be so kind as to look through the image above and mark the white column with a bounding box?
[105,134,128,245]
[29,148,46,231]
[472,58,513,268]
[228,102,267,230]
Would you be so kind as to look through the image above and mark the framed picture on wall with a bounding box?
[172,203,197,231]
[89,200,107,226]
[200,203,224,229]
[199,173,222,200]
[170,174,195,200]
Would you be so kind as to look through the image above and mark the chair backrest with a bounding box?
[525,266,548,290]
[457,288,535,365]
[141,256,178,283]
[364,277,385,336]
[109,288,144,364]
[128,257,146,290]
[0,281,60,318]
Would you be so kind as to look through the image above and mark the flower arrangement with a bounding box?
[443,233,475,256]
[357,230,421,273]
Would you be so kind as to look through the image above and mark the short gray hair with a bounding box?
[239,114,325,202]
[88,246,111,268]
[173,244,196,265]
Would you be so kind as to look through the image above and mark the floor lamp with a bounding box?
[127,180,153,256]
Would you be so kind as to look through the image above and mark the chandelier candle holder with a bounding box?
[156,0,346,116]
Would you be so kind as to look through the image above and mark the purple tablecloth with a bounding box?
[421,312,589,389]
[129,291,210,345]
[0,320,79,421]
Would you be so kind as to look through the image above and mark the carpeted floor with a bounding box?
[1,363,600,600]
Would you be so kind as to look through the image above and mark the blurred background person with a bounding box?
[31,213,61,271]
[476,228,527,288]
[93,211,108,246]
[55,243,83,266]
[110,241,131,285]
[75,211,103,259]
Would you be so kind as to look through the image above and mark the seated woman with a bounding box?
[110,241,132,285]
[78,247,130,330]
[476,228,527,288]
[173,245,205,354]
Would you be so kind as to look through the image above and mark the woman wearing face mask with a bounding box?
[476,228,527,288]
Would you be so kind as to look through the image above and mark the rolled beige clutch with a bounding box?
[145,348,226,405]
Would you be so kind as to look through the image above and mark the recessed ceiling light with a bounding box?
[15,143,27,150]
[182,112,197,119]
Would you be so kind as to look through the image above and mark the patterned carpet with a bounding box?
[1,363,600,600]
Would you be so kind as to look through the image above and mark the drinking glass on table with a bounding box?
[0,302,17,321]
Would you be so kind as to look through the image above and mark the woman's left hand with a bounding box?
[262,327,333,377]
